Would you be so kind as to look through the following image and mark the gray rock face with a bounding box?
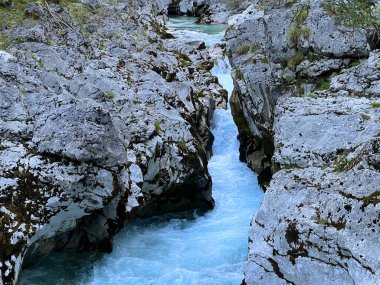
[246,85,380,284]
[226,1,380,284]
[167,0,249,23]
[226,0,370,184]
[0,1,226,284]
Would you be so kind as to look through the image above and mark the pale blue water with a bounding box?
[18,17,263,285]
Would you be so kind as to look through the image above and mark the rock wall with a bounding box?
[226,1,380,284]
[0,1,227,284]
[167,0,250,23]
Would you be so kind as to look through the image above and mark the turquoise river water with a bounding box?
[18,16,263,285]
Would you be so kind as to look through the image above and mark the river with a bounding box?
[18,16,263,285]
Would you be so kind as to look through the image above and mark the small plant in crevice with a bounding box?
[236,44,251,55]
[154,122,162,133]
[235,68,244,80]
[370,102,380,108]
[105,90,115,100]
[287,3,311,46]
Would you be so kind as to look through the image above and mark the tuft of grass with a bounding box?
[317,80,330,90]
[370,102,380,108]
[306,92,317,98]
[235,68,244,80]
[154,122,162,133]
[177,141,187,152]
[105,90,115,100]
[287,51,305,69]
[287,3,310,45]
[334,156,361,172]
[288,27,301,45]
[236,44,250,55]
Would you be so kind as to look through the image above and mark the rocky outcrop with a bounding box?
[245,53,380,285]
[226,0,371,185]
[0,1,226,284]
[226,1,380,284]
[167,0,249,23]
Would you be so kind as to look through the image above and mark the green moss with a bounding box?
[0,32,10,50]
[173,49,191,62]
[64,1,92,25]
[316,212,346,231]
[288,27,301,45]
[250,43,261,52]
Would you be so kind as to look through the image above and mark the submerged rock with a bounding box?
[226,0,380,284]
[0,1,227,284]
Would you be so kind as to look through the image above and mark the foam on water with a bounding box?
[18,17,263,285]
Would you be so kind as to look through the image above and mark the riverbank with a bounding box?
[0,2,228,283]
[226,2,380,284]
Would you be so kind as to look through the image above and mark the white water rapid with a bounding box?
[18,16,263,285]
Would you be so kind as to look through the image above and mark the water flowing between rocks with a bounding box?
[18,17,263,285]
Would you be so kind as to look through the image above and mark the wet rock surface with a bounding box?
[0,1,227,284]
[226,1,380,284]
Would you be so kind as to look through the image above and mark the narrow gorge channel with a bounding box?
[18,17,263,285]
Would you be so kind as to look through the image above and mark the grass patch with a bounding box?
[370,102,380,108]
[306,92,317,98]
[154,122,162,133]
[177,141,187,152]
[235,68,244,80]
[333,155,361,172]
[287,3,311,45]
[236,43,250,55]
[317,80,330,90]
[287,51,305,69]
[105,90,115,100]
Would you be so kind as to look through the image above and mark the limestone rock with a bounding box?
[225,1,380,283]
[0,1,227,284]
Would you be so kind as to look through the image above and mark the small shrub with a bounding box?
[370,102,380,108]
